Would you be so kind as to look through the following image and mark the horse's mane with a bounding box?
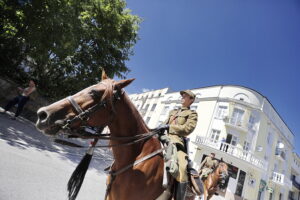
[101,79,150,132]
[123,92,150,131]
[212,161,226,174]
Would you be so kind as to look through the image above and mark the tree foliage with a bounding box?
[0,0,140,100]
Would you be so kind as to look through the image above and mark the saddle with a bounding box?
[157,135,204,200]
[156,168,204,200]
[188,168,204,195]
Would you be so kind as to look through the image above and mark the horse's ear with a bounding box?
[115,78,135,89]
[101,69,108,80]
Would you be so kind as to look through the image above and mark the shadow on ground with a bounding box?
[0,109,113,172]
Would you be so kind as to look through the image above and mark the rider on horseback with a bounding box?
[160,90,198,199]
[199,153,219,180]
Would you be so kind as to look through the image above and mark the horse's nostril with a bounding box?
[38,111,48,121]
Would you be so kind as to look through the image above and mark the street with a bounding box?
[0,109,111,200]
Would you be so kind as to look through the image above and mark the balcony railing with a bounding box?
[194,136,267,170]
[223,117,256,132]
[271,172,293,189]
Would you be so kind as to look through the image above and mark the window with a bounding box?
[243,141,250,151]
[248,115,255,129]
[235,170,246,196]
[231,135,238,146]
[216,105,227,119]
[231,108,244,126]
[144,104,149,110]
[268,192,273,200]
[274,163,278,171]
[279,193,282,200]
[210,129,220,143]
[145,117,151,124]
[150,104,157,111]
[161,106,169,116]
[267,132,272,144]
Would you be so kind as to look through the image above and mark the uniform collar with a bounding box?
[181,106,190,110]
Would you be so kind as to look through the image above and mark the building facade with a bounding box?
[128,85,300,200]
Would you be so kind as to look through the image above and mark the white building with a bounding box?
[129,85,300,200]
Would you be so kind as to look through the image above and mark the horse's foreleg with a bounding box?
[203,188,208,200]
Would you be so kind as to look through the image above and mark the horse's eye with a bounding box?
[89,89,101,99]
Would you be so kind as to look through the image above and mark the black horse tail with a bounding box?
[67,139,98,200]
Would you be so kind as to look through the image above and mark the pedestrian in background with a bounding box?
[0,79,36,120]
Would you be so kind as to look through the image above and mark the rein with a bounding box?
[55,130,160,148]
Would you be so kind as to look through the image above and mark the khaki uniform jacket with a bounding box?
[200,156,219,170]
[165,107,198,147]
[164,106,197,182]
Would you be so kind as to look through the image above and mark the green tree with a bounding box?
[0,0,140,100]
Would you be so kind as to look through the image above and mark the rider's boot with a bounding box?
[175,182,188,200]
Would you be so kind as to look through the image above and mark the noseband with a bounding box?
[61,85,123,131]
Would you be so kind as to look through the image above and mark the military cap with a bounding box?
[180,90,196,99]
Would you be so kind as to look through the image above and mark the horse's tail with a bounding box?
[67,139,98,200]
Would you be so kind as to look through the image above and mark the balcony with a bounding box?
[271,172,293,189]
[275,148,286,161]
[223,116,257,134]
[194,136,267,171]
[223,117,248,133]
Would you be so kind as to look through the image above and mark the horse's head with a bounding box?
[36,74,134,136]
[217,162,228,176]
[217,162,229,189]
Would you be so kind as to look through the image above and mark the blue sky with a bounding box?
[123,0,300,153]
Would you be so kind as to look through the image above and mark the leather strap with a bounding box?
[67,96,84,114]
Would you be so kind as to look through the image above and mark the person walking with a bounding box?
[220,137,226,151]
[162,90,198,199]
[1,79,36,120]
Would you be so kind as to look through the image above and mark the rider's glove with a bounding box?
[158,124,169,132]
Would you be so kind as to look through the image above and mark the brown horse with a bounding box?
[185,162,228,200]
[202,162,228,200]
[36,75,166,200]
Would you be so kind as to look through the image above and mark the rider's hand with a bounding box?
[158,124,169,132]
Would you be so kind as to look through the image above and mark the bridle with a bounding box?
[61,83,123,132]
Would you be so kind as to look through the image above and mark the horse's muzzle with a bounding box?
[36,107,61,135]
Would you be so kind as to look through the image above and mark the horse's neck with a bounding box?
[208,168,221,187]
[108,94,149,166]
